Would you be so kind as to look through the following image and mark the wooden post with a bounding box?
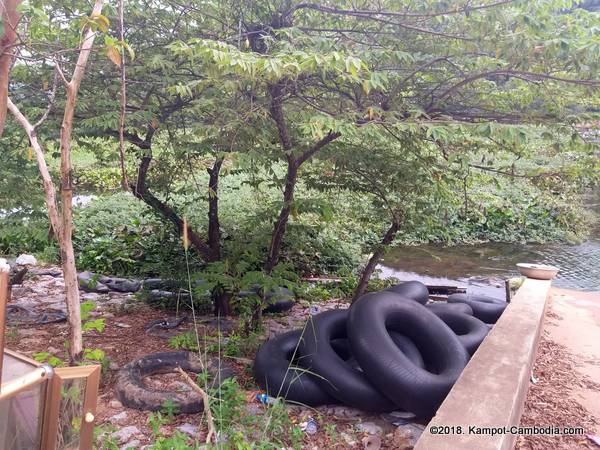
[0,269,9,386]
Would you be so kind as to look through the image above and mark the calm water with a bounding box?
[379,192,600,294]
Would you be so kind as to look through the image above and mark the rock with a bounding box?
[78,271,110,293]
[328,405,362,419]
[362,435,382,450]
[380,410,416,426]
[148,289,176,301]
[393,424,424,448]
[109,361,120,371]
[176,423,199,438]
[391,427,413,450]
[31,268,62,277]
[111,426,141,444]
[99,276,141,293]
[341,432,357,446]
[120,439,141,450]
[0,258,10,272]
[115,322,131,328]
[110,411,128,422]
[15,254,37,266]
[143,278,178,290]
[109,399,123,409]
[81,292,101,301]
[356,422,383,435]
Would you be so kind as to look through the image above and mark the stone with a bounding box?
[393,423,424,448]
[143,278,178,290]
[15,254,37,266]
[120,439,141,450]
[356,422,383,435]
[109,399,123,409]
[380,410,416,426]
[110,411,128,422]
[341,432,357,446]
[148,289,176,301]
[109,361,120,371]
[115,322,131,328]
[111,426,141,444]
[99,276,141,293]
[78,271,110,293]
[329,405,362,419]
[362,435,382,450]
[391,426,414,450]
[176,423,199,438]
[81,292,101,301]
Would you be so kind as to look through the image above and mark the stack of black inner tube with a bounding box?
[253,281,507,417]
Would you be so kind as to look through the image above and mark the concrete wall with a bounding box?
[415,278,552,450]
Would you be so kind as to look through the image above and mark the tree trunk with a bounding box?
[352,221,401,303]
[207,156,223,259]
[213,290,232,317]
[8,0,104,360]
[0,0,21,136]
[117,0,128,190]
[264,158,298,273]
[131,154,217,262]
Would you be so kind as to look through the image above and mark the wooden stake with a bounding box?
[175,366,216,444]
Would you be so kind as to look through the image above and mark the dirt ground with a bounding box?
[516,288,600,450]
[5,269,421,449]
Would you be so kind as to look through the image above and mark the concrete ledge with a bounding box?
[415,278,552,450]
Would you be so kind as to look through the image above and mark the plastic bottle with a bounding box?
[256,393,277,405]
[305,417,318,435]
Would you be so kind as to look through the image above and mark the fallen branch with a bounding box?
[175,366,216,444]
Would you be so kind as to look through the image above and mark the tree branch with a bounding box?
[297,131,342,165]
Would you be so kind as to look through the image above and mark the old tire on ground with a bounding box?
[301,309,424,411]
[429,309,489,355]
[253,330,336,406]
[447,293,506,324]
[238,286,296,314]
[386,281,429,304]
[116,351,234,413]
[426,302,474,316]
[348,292,469,417]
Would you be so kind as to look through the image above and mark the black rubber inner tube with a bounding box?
[429,309,489,355]
[348,292,469,417]
[447,293,507,324]
[385,281,429,304]
[426,302,474,316]
[253,330,336,406]
[116,351,234,413]
[300,309,425,412]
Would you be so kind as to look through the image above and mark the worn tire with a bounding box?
[253,330,336,406]
[116,351,234,413]
[386,281,429,304]
[447,293,506,324]
[429,309,489,355]
[426,302,474,316]
[348,292,469,417]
